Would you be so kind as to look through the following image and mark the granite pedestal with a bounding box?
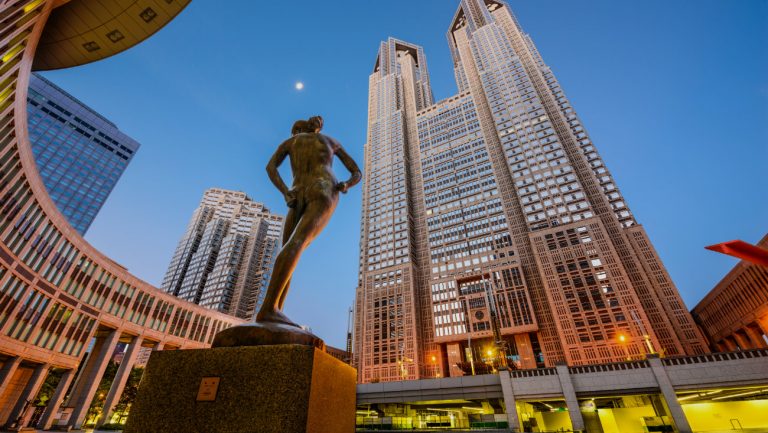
[123,345,356,433]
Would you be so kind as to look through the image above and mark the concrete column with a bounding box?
[64,328,120,429]
[732,330,753,350]
[722,336,738,352]
[498,368,521,432]
[37,369,75,430]
[514,333,537,370]
[714,341,728,353]
[0,357,22,398]
[97,336,143,427]
[3,363,49,429]
[647,355,692,433]
[554,363,585,432]
[744,325,768,349]
[138,340,164,369]
[757,316,768,337]
[446,342,463,378]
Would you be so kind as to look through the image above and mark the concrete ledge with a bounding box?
[124,345,356,433]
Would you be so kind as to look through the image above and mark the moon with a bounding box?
[295,82,304,90]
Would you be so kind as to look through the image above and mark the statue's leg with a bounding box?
[256,180,337,325]
[277,207,298,310]
[256,195,302,325]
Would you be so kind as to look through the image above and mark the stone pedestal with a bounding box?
[124,345,356,433]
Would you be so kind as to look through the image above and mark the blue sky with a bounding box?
[41,1,767,349]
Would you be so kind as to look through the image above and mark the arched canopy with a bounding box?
[33,0,190,70]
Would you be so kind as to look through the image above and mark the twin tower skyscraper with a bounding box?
[157,0,707,384]
[353,0,707,383]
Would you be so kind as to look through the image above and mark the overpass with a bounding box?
[357,350,768,432]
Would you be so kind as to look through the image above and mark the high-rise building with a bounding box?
[354,0,707,383]
[162,188,283,320]
[26,73,140,235]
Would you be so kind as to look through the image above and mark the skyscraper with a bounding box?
[26,73,140,235]
[354,0,707,383]
[162,188,283,320]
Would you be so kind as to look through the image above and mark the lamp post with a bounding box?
[618,334,631,361]
[397,345,413,380]
[629,309,657,356]
[485,347,498,373]
[431,355,441,378]
[467,331,476,376]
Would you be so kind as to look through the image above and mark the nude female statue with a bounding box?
[255,116,361,327]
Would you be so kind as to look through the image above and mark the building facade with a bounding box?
[357,350,768,433]
[354,0,707,383]
[692,234,768,352]
[0,1,247,431]
[162,188,283,320]
[27,73,140,235]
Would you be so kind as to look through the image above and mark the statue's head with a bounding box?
[291,120,311,136]
[308,116,323,132]
[291,116,323,135]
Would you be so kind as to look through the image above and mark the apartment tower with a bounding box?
[354,0,707,383]
[162,188,283,320]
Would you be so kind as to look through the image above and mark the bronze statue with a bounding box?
[212,116,361,348]
[257,115,361,325]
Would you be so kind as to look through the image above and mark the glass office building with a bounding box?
[26,73,140,235]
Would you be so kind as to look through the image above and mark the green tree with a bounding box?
[34,369,64,407]
[111,366,144,424]
[84,360,119,426]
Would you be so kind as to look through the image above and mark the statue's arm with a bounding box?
[266,139,295,206]
[331,137,362,193]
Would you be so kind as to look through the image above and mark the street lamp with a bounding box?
[431,355,440,378]
[618,334,631,361]
[397,357,413,380]
[485,347,498,373]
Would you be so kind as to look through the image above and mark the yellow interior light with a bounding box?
[2,44,24,63]
[24,0,44,13]
[0,86,14,105]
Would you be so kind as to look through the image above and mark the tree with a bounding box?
[34,370,64,407]
[111,366,145,424]
[84,361,119,426]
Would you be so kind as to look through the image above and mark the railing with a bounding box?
[662,348,768,366]
[510,367,556,377]
[568,359,649,374]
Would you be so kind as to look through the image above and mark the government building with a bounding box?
[0,1,765,432]
[354,0,707,384]
[692,234,768,352]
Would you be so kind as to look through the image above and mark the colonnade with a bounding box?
[0,328,177,430]
[714,319,768,352]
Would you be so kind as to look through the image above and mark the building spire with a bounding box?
[461,0,494,32]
